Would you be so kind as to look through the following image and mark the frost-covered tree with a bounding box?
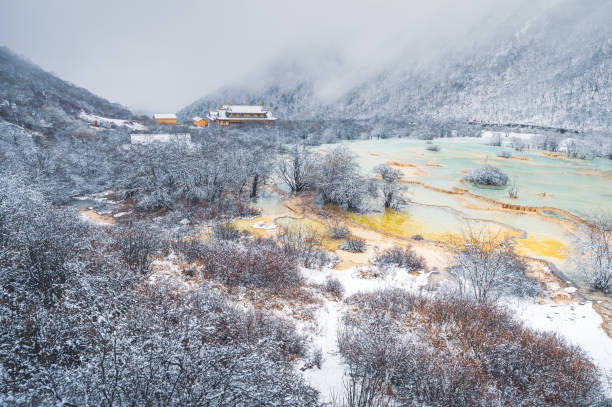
[449,228,540,302]
[373,164,406,209]
[572,216,612,294]
[313,147,370,211]
[277,144,315,193]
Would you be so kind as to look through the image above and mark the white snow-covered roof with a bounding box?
[207,110,277,121]
[204,104,278,122]
[192,116,203,121]
[153,113,177,119]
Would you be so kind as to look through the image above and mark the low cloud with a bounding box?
[1,0,554,113]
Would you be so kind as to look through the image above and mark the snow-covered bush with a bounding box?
[278,224,335,268]
[341,238,366,253]
[464,164,509,186]
[277,144,315,193]
[329,218,349,239]
[175,238,302,293]
[372,246,425,271]
[324,277,345,299]
[425,144,440,151]
[114,222,158,274]
[338,289,603,406]
[311,347,324,369]
[497,150,512,158]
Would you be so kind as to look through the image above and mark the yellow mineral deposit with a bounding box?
[514,234,568,260]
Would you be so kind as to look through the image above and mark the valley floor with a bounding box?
[78,186,611,400]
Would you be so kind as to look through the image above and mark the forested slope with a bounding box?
[0,47,131,132]
[181,0,611,132]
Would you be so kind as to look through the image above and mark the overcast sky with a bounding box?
[1,0,551,114]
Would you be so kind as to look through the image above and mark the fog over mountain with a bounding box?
[4,0,602,118]
[181,0,611,131]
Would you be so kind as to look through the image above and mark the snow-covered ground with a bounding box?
[79,111,145,131]
[299,266,432,402]
[298,266,612,400]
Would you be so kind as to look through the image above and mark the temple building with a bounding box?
[207,102,277,126]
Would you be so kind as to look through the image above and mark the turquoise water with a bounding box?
[318,137,612,286]
[321,137,612,218]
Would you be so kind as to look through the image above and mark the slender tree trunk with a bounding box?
[250,174,259,198]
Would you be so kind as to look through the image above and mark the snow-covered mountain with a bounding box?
[0,47,132,132]
[180,0,611,132]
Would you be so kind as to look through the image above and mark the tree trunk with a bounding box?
[250,174,259,198]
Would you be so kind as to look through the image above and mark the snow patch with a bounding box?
[252,220,276,230]
[79,111,145,131]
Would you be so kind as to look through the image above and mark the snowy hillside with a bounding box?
[0,47,132,132]
[180,0,611,132]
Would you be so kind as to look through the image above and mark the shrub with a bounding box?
[508,177,519,198]
[373,164,407,209]
[278,224,333,268]
[115,223,158,274]
[497,150,512,158]
[338,289,603,407]
[329,219,349,239]
[464,164,509,186]
[425,144,440,152]
[324,277,345,299]
[213,222,241,241]
[341,238,366,253]
[311,347,324,369]
[175,238,302,293]
[312,147,370,211]
[372,246,425,271]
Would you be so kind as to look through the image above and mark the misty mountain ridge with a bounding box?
[0,46,132,132]
[180,0,611,132]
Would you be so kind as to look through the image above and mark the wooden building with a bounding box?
[192,116,208,127]
[153,113,177,125]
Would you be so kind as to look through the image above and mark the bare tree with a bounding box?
[572,216,612,294]
[115,222,157,274]
[449,227,539,302]
[373,164,406,209]
[277,144,313,193]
